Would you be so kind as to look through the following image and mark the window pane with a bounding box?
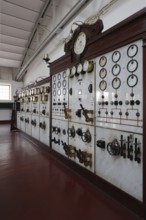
[0,85,11,100]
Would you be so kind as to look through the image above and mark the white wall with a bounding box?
[0,67,23,121]
[23,0,146,85]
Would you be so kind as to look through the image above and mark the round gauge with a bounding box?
[112,51,121,63]
[99,68,107,79]
[127,74,138,87]
[63,88,66,95]
[62,80,67,87]
[53,90,56,96]
[70,66,76,77]
[74,32,86,55]
[127,44,138,58]
[66,68,70,77]
[57,73,61,80]
[127,59,138,72]
[57,81,61,88]
[63,71,66,78]
[83,60,94,73]
[53,75,56,82]
[99,56,107,67]
[57,89,61,96]
[112,77,121,89]
[112,64,121,76]
[99,80,107,91]
[77,63,83,74]
[53,83,56,89]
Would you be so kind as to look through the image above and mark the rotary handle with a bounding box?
[80,104,93,122]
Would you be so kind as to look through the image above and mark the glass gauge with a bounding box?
[127,59,138,72]
[112,77,121,89]
[99,68,107,79]
[57,81,61,88]
[63,88,67,95]
[127,74,138,87]
[53,75,56,82]
[53,83,56,89]
[99,56,107,67]
[66,68,70,77]
[127,44,138,58]
[83,60,94,72]
[112,51,121,63]
[77,63,83,74]
[53,90,56,96]
[57,73,61,80]
[70,66,76,77]
[112,64,121,76]
[57,89,61,96]
[62,80,67,87]
[99,80,107,91]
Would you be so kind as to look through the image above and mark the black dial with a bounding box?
[112,51,121,63]
[112,64,121,76]
[127,74,138,87]
[99,80,107,91]
[112,77,121,89]
[127,44,138,58]
[99,68,107,79]
[127,59,138,72]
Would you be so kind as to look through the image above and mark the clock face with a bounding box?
[74,32,86,55]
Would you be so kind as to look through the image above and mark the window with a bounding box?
[0,84,11,101]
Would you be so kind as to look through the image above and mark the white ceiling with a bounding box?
[0,0,49,68]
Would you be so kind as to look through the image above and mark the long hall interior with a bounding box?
[0,0,146,219]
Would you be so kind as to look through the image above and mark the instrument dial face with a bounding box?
[53,90,56,96]
[63,71,66,78]
[65,68,70,77]
[99,80,107,91]
[57,73,61,80]
[53,75,56,82]
[57,81,61,88]
[127,59,138,72]
[99,56,107,67]
[99,68,107,79]
[127,44,138,58]
[70,66,76,77]
[127,74,138,87]
[112,77,121,89]
[62,80,67,87]
[57,89,61,96]
[83,60,89,72]
[77,63,83,73]
[74,32,86,55]
[53,83,56,89]
[112,51,121,63]
[63,88,67,95]
[112,64,121,76]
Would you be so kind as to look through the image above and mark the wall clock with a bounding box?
[74,32,86,55]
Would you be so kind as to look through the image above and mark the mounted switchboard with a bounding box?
[95,40,143,201]
[16,10,146,209]
[17,83,50,147]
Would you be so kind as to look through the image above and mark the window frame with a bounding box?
[0,83,11,101]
